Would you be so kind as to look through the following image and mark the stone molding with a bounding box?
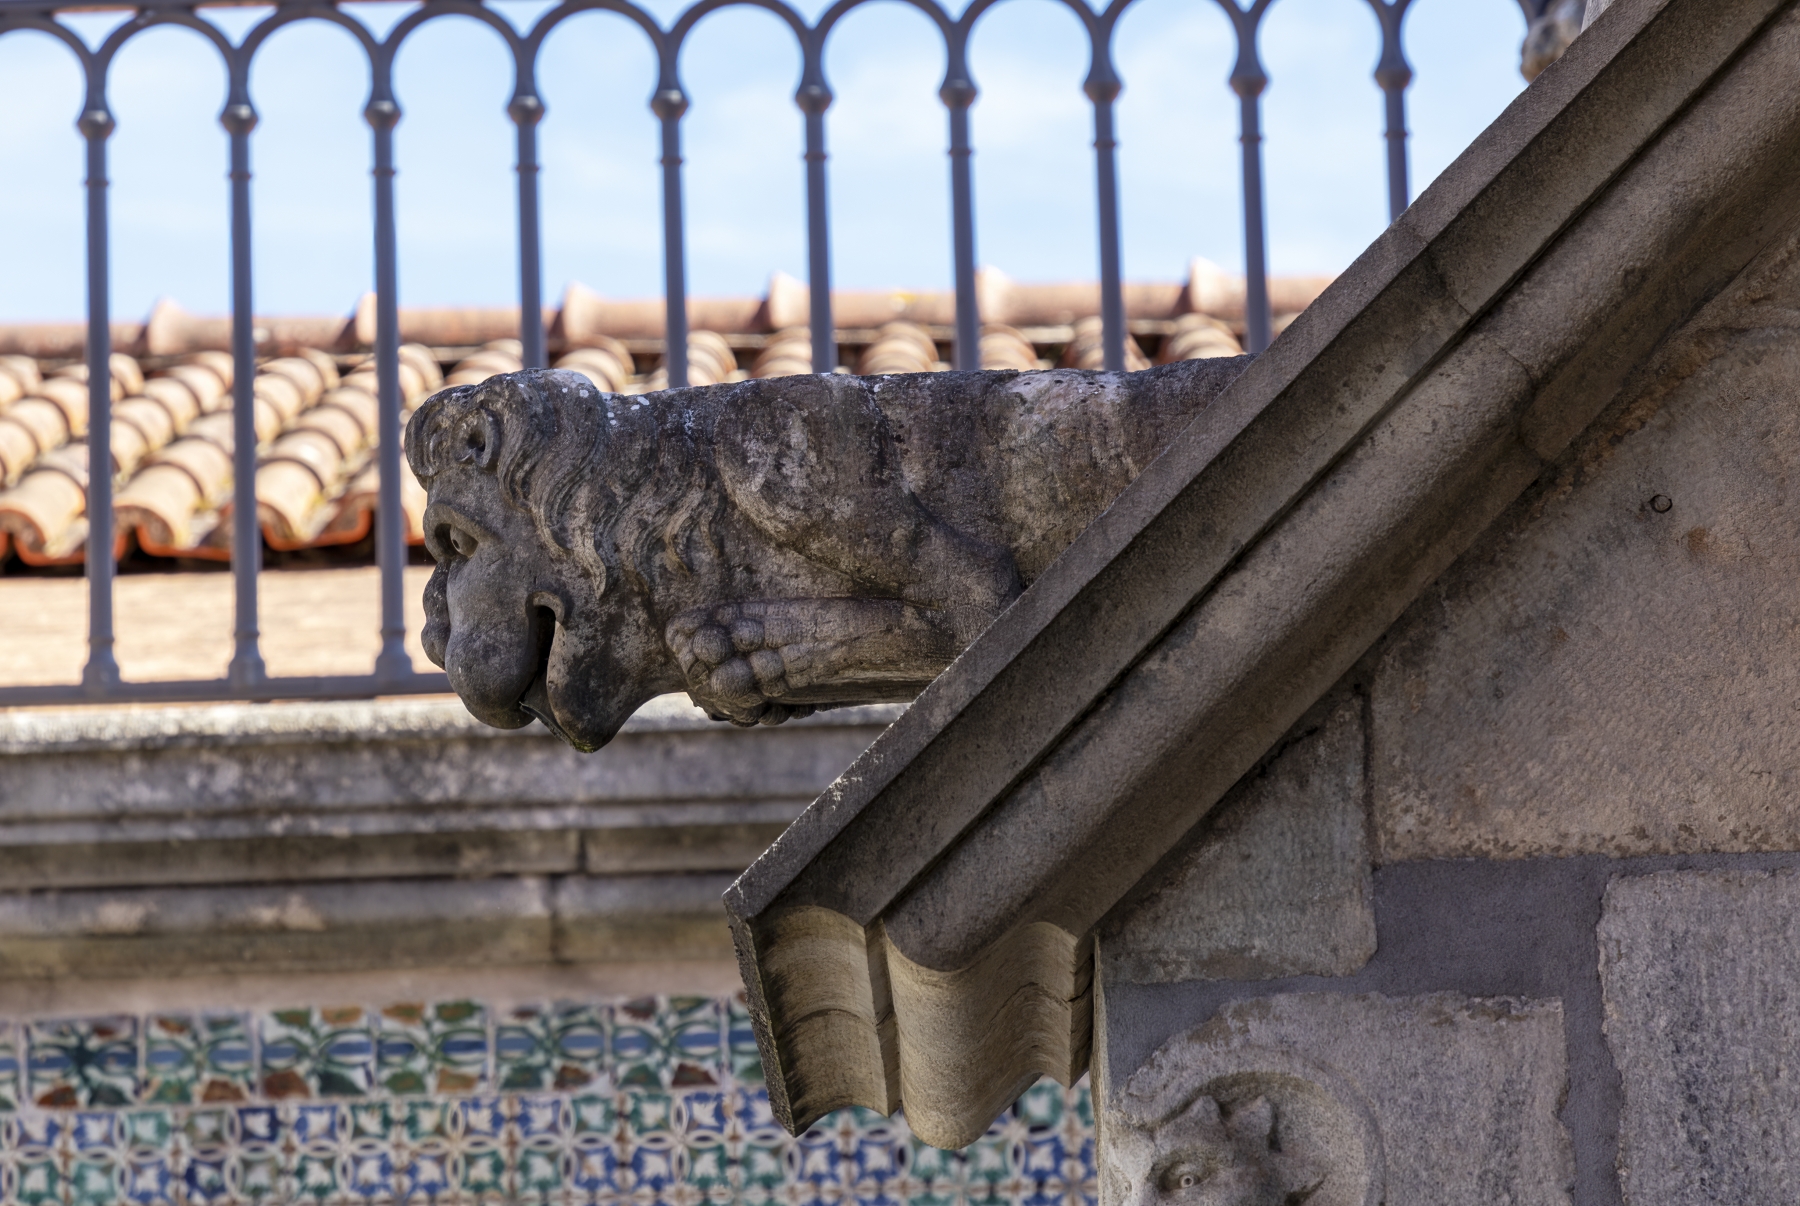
[728,0,1800,1149]
[0,698,897,977]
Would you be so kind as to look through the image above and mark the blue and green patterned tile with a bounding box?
[290,1151,339,1202]
[1011,1084,1064,1130]
[28,1016,138,1108]
[14,1156,60,1206]
[376,1001,488,1097]
[549,1003,607,1092]
[515,1143,562,1198]
[343,1145,396,1201]
[569,1140,619,1197]
[458,1098,508,1143]
[789,1125,842,1187]
[235,1105,282,1148]
[958,1137,1014,1191]
[608,998,667,1089]
[458,1146,509,1202]
[849,1131,904,1194]
[72,1110,120,1151]
[679,1091,729,1139]
[568,1093,616,1137]
[905,1141,959,1191]
[1069,1086,1093,1129]
[399,1149,454,1200]
[1016,1132,1068,1185]
[612,997,723,1089]
[739,1141,788,1193]
[290,1102,342,1147]
[13,1110,62,1150]
[145,1013,254,1106]
[121,1109,172,1154]
[347,1100,391,1142]
[685,1141,733,1192]
[726,995,764,1085]
[183,1152,232,1206]
[493,1005,554,1092]
[624,1092,675,1137]
[401,1099,451,1142]
[515,1096,564,1142]
[69,1156,121,1206]
[259,1007,375,1099]
[0,1020,21,1111]
[182,1106,233,1150]
[494,1002,604,1093]
[732,1088,784,1144]
[623,1136,680,1195]
[232,1150,285,1202]
[122,1153,176,1206]
[668,997,724,1086]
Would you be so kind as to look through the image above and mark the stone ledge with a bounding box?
[0,871,738,979]
[0,696,900,889]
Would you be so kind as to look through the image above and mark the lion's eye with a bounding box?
[448,527,478,558]
[1159,1162,1213,1193]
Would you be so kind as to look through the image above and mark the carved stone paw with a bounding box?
[667,604,818,728]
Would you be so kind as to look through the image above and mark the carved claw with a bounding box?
[667,603,818,727]
[667,596,962,726]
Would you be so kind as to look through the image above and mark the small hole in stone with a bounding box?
[1650,495,1673,513]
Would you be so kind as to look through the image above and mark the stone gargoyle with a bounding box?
[406,356,1249,750]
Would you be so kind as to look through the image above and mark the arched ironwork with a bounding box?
[0,0,1427,707]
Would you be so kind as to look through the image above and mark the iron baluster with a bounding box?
[798,64,836,374]
[366,85,410,686]
[1214,0,1274,353]
[223,94,267,689]
[1365,0,1416,222]
[512,90,548,369]
[653,81,691,388]
[1084,8,1126,372]
[78,96,120,692]
[941,38,979,371]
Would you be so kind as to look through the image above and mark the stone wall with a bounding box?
[1092,177,1800,1205]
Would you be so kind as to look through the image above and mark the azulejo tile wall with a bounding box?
[0,995,1094,1206]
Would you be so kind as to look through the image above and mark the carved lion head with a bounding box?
[406,369,704,750]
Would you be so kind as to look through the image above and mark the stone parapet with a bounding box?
[0,697,898,981]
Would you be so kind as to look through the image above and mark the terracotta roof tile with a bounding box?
[0,263,1295,572]
[1059,315,1152,371]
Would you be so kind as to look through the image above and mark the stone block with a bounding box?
[1600,868,1800,1204]
[1370,227,1800,861]
[1100,697,1374,983]
[1101,993,1571,1206]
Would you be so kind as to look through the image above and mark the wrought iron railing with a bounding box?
[0,0,1554,708]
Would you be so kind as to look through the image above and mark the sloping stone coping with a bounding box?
[726,0,1800,1149]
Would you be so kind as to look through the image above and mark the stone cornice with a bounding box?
[727,0,1800,1149]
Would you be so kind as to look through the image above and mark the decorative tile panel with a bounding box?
[0,995,1094,1205]
[258,1009,374,1100]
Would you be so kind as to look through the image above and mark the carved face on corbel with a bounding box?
[1100,1050,1382,1206]
[408,371,683,751]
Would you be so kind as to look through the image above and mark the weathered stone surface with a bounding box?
[0,695,899,888]
[1371,218,1800,861]
[1103,993,1571,1206]
[1099,697,1374,983]
[406,358,1247,748]
[729,0,1800,1146]
[1600,868,1800,1204]
[0,696,896,977]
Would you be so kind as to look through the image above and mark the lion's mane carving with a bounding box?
[406,358,1248,750]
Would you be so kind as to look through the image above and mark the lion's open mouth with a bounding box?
[516,604,573,745]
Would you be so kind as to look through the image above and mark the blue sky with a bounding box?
[0,0,1527,323]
